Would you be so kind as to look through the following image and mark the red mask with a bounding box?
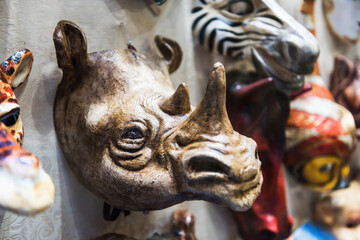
[227,78,293,240]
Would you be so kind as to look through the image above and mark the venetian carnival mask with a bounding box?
[53,20,262,212]
[285,77,356,191]
[0,50,54,214]
[191,0,319,91]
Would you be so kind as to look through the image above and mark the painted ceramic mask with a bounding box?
[95,209,196,240]
[191,0,319,91]
[0,50,54,214]
[285,76,356,191]
[314,176,360,240]
[323,0,360,43]
[53,20,262,212]
[293,176,360,240]
[330,55,360,138]
[226,77,292,239]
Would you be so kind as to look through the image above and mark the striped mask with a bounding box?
[191,0,319,91]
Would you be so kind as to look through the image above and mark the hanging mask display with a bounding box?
[323,0,360,43]
[95,209,196,240]
[191,0,319,91]
[285,77,356,191]
[226,77,292,239]
[330,55,360,138]
[53,20,262,212]
[0,50,54,214]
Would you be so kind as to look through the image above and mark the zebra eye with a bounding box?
[226,0,253,15]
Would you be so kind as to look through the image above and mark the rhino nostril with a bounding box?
[175,135,191,147]
[242,168,258,182]
[188,156,229,176]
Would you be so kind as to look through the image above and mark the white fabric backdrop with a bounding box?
[0,1,241,239]
[0,0,358,239]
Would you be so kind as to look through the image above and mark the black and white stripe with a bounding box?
[191,0,283,57]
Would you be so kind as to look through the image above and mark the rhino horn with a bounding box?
[187,62,233,134]
[160,83,191,116]
[155,35,183,74]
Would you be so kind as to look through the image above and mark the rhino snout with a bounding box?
[182,148,261,184]
[175,134,262,211]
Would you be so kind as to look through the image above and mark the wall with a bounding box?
[0,0,359,239]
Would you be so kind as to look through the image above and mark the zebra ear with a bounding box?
[154,35,183,74]
[53,20,88,72]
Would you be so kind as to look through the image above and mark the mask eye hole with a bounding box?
[346,219,360,229]
[0,108,20,127]
[300,156,341,190]
[319,162,334,173]
[223,0,253,15]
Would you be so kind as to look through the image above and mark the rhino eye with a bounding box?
[0,108,20,127]
[122,128,144,140]
[114,125,148,152]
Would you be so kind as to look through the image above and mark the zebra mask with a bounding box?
[191,0,320,91]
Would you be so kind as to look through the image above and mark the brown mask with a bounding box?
[330,55,360,138]
[53,20,262,212]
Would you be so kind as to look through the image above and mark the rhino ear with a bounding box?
[154,35,182,74]
[53,20,87,71]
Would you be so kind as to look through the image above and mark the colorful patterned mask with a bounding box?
[285,76,356,191]
[0,50,54,214]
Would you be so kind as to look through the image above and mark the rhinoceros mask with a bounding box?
[53,20,262,211]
